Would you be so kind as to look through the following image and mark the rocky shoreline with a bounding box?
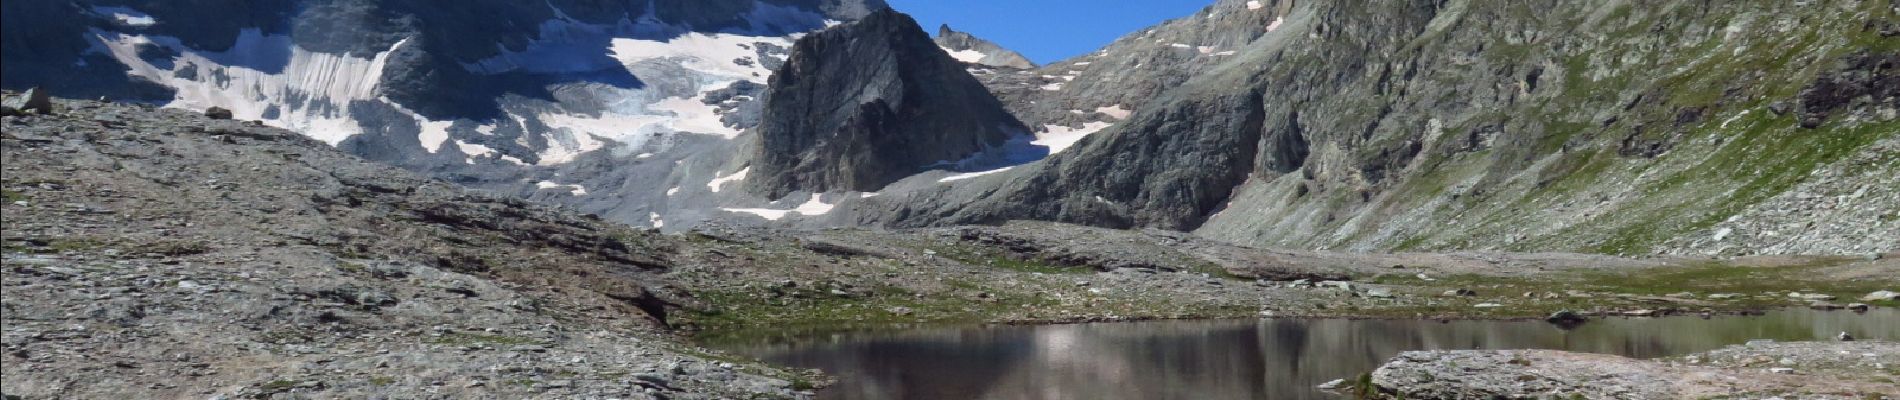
[1357,340,1900,399]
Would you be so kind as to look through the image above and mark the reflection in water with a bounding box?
[721,309,1899,400]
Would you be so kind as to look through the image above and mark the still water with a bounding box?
[720,309,1898,400]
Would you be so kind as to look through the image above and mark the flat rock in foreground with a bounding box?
[1370,341,1900,399]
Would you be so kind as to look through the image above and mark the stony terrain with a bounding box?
[1366,341,1900,399]
[0,96,809,399]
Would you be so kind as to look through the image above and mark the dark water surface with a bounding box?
[718,309,1899,400]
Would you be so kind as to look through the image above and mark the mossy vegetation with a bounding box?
[1346,1,1897,255]
[1365,258,1898,319]
[684,284,1062,342]
[428,333,538,346]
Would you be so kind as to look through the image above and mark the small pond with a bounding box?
[719,308,1898,400]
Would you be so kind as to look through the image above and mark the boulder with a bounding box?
[1862,290,1899,302]
[2,88,54,115]
[1545,310,1587,328]
[205,107,234,120]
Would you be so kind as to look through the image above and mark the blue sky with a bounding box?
[886,0,1213,65]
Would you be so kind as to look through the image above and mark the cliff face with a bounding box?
[857,0,1900,256]
[746,9,1027,198]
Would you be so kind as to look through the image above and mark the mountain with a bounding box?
[934,25,1037,69]
[746,9,1028,198]
[0,0,889,230]
[3,0,1892,256]
[848,0,1899,256]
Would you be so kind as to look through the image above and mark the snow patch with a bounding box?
[91,6,156,27]
[1041,82,1065,91]
[1247,1,1265,10]
[382,97,454,153]
[1094,105,1133,120]
[941,46,987,64]
[534,112,634,164]
[708,167,750,193]
[609,33,788,82]
[90,30,407,145]
[940,167,1015,182]
[455,140,496,158]
[1266,17,1285,32]
[650,93,742,138]
[1035,122,1114,154]
[536,181,589,196]
[721,193,834,220]
[649,212,665,228]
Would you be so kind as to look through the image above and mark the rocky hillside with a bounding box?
[853,0,1900,256]
[934,25,1036,69]
[746,8,1027,197]
[0,95,809,399]
[0,0,895,231]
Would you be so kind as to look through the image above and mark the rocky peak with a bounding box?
[935,24,1037,69]
[746,8,1027,198]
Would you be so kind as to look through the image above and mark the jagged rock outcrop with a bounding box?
[856,0,1900,256]
[934,25,1036,69]
[747,8,1026,198]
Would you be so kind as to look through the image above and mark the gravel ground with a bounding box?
[1369,341,1900,399]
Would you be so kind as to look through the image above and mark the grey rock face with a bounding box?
[1797,51,1900,129]
[853,0,1900,256]
[934,25,1036,69]
[747,8,1026,198]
